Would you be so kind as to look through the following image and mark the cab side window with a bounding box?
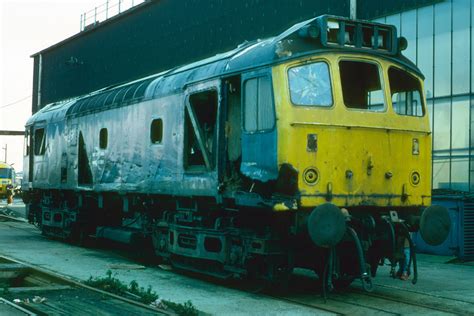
[388,67,424,117]
[244,76,275,132]
[34,128,46,156]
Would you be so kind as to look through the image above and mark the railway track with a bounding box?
[0,256,170,315]
[1,215,473,315]
[264,278,474,316]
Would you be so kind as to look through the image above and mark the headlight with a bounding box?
[303,167,319,185]
[410,171,421,186]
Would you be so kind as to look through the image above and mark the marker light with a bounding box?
[412,138,419,155]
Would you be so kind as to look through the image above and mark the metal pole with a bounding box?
[80,13,83,31]
[350,0,357,19]
[84,12,87,28]
[94,7,97,24]
[106,0,109,19]
[119,0,122,13]
[2,144,7,163]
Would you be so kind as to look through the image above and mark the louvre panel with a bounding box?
[65,77,155,118]
[462,203,474,260]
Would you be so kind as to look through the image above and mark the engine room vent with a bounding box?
[66,76,156,118]
[462,201,474,261]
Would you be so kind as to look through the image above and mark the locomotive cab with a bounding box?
[264,16,450,287]
[275,54,431,209]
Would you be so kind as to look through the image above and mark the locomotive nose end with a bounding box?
[420,205,451,246]
[307,203,346,248]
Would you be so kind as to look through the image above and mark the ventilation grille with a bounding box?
[462,201,474,260]
[66,77,156,118]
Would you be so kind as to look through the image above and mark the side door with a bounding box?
[182,79,222,196]
[241,70,278,182]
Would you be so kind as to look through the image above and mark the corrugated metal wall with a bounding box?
[358,0,444,19]
[31,0,348,112]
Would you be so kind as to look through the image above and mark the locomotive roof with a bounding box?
[27,15,422,125]
[0,162,13,169]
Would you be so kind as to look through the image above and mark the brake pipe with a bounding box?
[347,227,373,292]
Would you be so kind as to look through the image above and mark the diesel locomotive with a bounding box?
[0,162,15,199]
[23,15,450,290]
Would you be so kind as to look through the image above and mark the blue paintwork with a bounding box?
[241,130,278,182]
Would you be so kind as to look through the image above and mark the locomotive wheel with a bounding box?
[332,277,355,290]
[68,224,89,247]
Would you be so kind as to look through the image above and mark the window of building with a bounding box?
[150,119,163,144]
[339,60,385,112]
[388,67,424,117]
[99,128,108,149]
[244,76,275,132]
[34,128,46,156]
[288,62,332,107]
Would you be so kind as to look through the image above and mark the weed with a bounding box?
[84,270,198,315]
[163,299,198,316]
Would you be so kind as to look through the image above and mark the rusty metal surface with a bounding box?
[0,255,170,315]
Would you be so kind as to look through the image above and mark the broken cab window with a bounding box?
[339,60,385,112]
[244,76,275,132]
[184,89,218,171]
[99,128,108,149]
[150,119,163,144]
[34,128,46,156]
[288,62,332,107]
[389,67,424,117]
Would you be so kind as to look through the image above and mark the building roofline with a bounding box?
[30,0,156,58]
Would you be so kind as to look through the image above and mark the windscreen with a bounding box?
[0,168,12,179]
[388,67,424,117]
[339,60,385,112]
[288,62,333,107]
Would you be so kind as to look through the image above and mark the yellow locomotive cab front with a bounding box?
[274,53,431,209]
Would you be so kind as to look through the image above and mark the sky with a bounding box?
[0,0,127,173]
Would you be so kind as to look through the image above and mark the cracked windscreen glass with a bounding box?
[288,62,333,106]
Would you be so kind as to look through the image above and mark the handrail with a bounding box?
[80,0,146,31]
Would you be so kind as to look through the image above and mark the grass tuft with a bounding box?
[84,270,198,315]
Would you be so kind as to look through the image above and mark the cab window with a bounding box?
[288,62,332,107]
[0,168,12,179]
[244,76,275,132]
[339,60,385,112]
[23,130,30,156]
[34,128,46,156]
[388,67,424,117]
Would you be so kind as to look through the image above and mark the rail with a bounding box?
[80,0,146,31]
